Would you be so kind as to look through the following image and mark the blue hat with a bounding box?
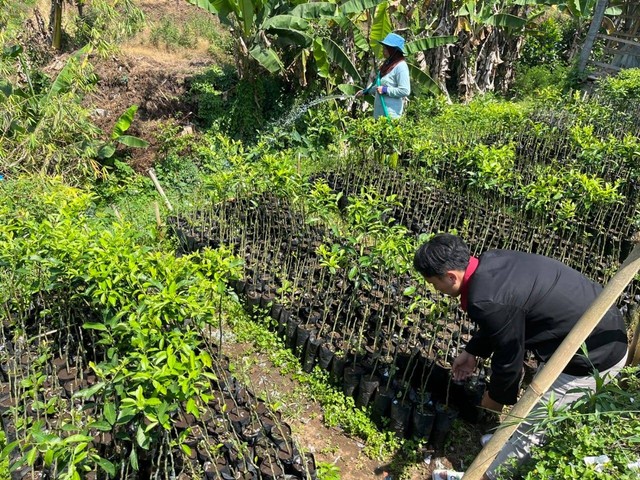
[379,33,406,54]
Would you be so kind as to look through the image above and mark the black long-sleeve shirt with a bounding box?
[463,250,628,405]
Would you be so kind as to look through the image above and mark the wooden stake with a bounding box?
[148,168,174,212]
[154,201,162,227]
[462,238,640,480]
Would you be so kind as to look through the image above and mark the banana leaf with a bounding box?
[408,62,442,97]
[117,135,149,148]
[249,45,284,73]
[340,0,383,15]
[352,22,371,52]
[185,0,233,17]
[370,1,391,56]
[111,105,139,140]
[290,2,336,18]
[262,14,309,31]
[322,38,362,83]
[313,38,330,79]
[486,13,527,29]
[271,29,313,48]
[240,0,254,36]
[404,36,458,55]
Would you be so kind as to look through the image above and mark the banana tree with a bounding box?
[453,0,535,99]
[303,0,457,96]
[186,0,315,79]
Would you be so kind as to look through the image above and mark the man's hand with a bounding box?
[451,350,477,381]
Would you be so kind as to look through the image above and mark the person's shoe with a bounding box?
[432,469,464,480]
[481,433,493,447]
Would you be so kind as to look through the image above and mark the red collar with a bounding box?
[460,256,479,311]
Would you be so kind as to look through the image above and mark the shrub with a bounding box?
[519,15,566,67]
[597,68,640,101]
[515,368,640,479]
[511,64,569,100]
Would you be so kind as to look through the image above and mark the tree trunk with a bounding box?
[50,0,63,50]
[578,0,610,73]
[474,30,502,94]
[423,2,455,101]
[495,31,524,93]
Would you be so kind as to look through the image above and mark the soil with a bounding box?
[37,1,481,477]
[82,0,225,172]
[224,335,476,480]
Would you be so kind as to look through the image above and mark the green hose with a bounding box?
[376,72,390,120]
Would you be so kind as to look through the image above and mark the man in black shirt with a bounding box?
[414,233,628,479]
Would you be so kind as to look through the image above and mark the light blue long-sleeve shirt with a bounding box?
[369,61,411,119]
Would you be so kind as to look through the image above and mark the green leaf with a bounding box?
[62,434,94,444]
[136,424,148,448]
[407,62,443,96]
[337,83,360,96]
[186,398,199,416]
[72,381,105,399]
[98,143,116,160]
[1,441,18,460]
[290,2,336,18]
[370,2,391,57]
[104,402,117,425]
[313,38,330,79]
[269,29,313,48]
[129,447,139,471]
[322,38,362,83]
[352,23,370,52]
[403,286,416,296]
[111,105,139,140]
[340,0,383,15]
[44,448,54,466]
[45,51,82,101]
[240,0,254,36]
[262,14,309,31]
[485,13,527,29]
[94,456,116,476]
[83,322,107,331]
[184,0,229,16]
[405,36,458,55]
[26,448,37,466]
[89,420,113,431]
[117,135,150,148]
[249,46,283,73]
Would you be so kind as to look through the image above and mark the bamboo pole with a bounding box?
[148,168,174,212]
[462,237,640,480]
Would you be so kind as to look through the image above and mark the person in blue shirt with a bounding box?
[357,33,411,119]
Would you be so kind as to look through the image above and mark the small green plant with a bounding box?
[97,105,149,162]
[316,461,341,480]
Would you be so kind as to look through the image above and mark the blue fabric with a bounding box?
[379,33,406,54]
[373,61,410,119]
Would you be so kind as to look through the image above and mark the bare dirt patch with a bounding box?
[80,0,229,172]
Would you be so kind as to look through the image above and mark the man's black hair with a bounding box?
[414,233,470,277]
